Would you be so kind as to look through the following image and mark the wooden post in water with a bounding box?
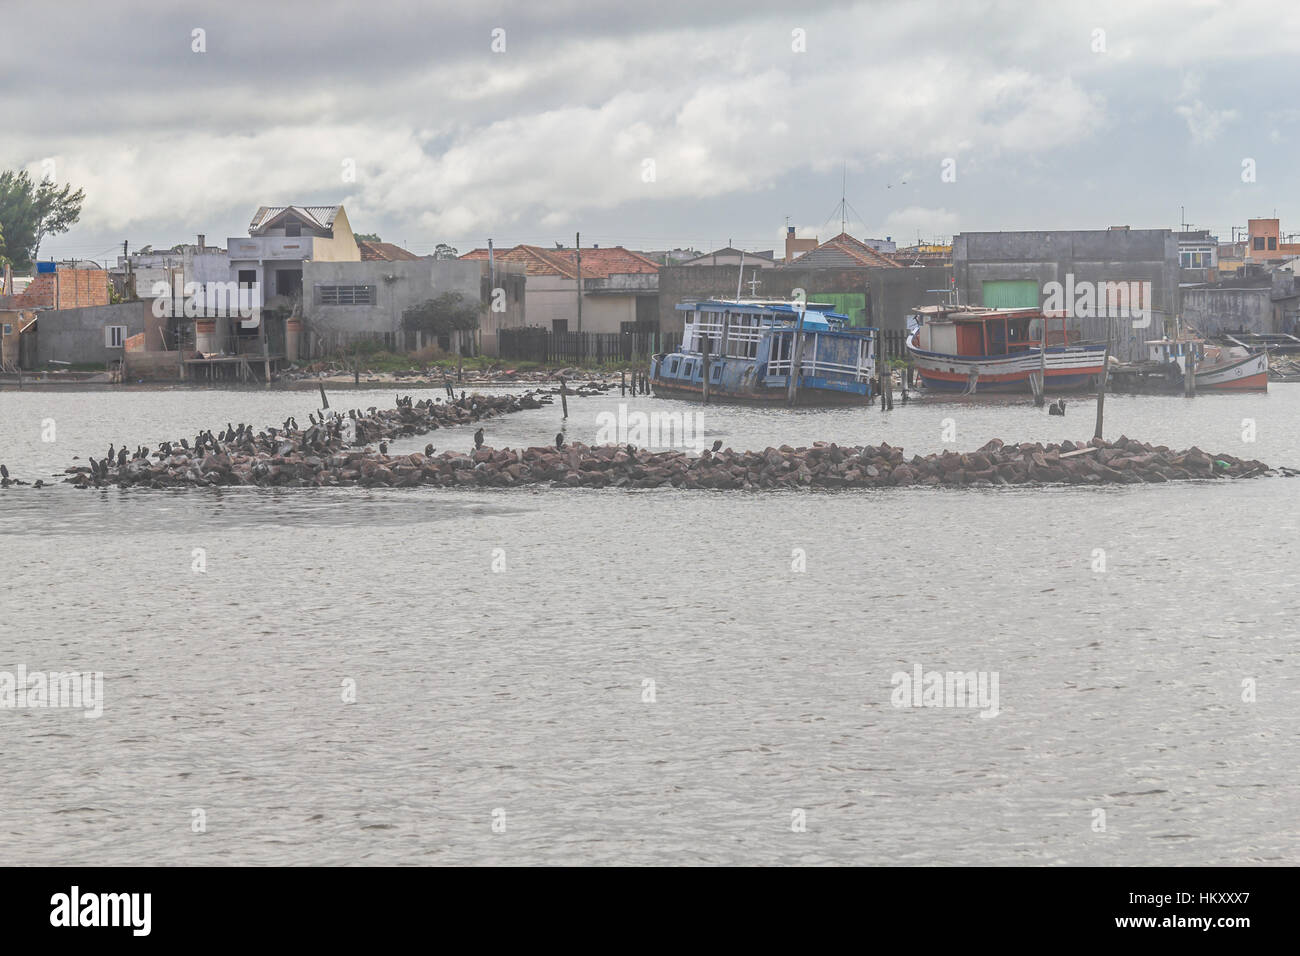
[1184,347,1196,397]
[786,315,806,408]
[560,376,569,418]
[701,334,711,405]
[1035,318,1048,406]
[621,369,626,395]
[260,313,271,389]
[1094,316,1112,440]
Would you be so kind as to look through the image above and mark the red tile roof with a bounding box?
[358,240,421,261]
[460,245,659,278]
[792,233,903,268]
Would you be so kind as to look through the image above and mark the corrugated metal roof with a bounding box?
[248,205,342,234]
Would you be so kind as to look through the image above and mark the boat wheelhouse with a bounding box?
[906,304,1106,393]
[650,299,877,405]
[1145,337,1268,391]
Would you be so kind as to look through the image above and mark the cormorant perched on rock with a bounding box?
[106,444,115,462]
[1048,398,1066,416]
[712,439,723,452]
[379,441,389,455]
[117,448,128,467]
[424,444,435,456]
[180,438,189,450]
[555,433,565,450]
[474,427,484,449]
[0,464,7,479]
[309,413,317,425]
[626,444,636,457]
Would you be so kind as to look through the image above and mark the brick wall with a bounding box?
[15,268,111,310]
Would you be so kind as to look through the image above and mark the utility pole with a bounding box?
[574,231,582,334]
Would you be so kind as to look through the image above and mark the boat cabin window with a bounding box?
[669,359,679,375]
[683,361,694,378]
[711,364,722,381]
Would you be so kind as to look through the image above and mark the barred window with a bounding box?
[318,285,374,305]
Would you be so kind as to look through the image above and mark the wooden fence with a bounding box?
[876,328,912,365]
[498,328,681,365]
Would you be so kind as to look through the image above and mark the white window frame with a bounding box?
[105,325,127,348]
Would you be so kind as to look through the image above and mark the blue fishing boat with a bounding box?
[650,299,877,405]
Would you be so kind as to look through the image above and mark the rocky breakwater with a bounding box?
[64,433,1291,491]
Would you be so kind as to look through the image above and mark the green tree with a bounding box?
[0,169,85,269]
[433,243,459,260]
[354,232,381,242]
[402,291,478,336]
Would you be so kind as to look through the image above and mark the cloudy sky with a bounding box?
[5,0,1298,262]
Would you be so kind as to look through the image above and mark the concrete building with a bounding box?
[1245,218,1300,264]
[301,257,485,355]
[1177,229,1218,283]
[226,205,361,310]
[1181,268,1300,338]
[461,244,659,334]
[951,228,1180,361]
[657,260,950,334]
[783,227,818,263]
[28,301,153,367]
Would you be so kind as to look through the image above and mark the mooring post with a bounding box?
[621,369,626,395]
[1094,317,1112,440]
[1184,349,1196,397]
[701,335,711,405]
[560,376,569,418]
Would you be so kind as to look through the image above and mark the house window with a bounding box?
[2,324,11,336]
[105,325,127,348]
[1254,237,1267,250]
[285,222,302,237]
[552,320,568,333]
[1269,237,1278,250]
[317,285,374,305]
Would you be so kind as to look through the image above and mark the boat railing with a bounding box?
[767,349,874,381]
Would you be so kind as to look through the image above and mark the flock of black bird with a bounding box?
[0,380,625,490]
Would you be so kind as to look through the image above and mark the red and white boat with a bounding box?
[1144,338,1269,391]
[906,305,1106,393]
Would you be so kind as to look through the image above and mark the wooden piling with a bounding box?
[560,376,569,418]
[701,335,711,405]
[621,370,626,395]
[1184,350,1196,397]
[1094,316,1112,440]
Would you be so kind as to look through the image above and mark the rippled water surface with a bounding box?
[1,383,1297,865]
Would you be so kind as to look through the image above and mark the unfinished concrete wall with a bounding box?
[1181,287,1274,337]
[302,258,482,352]
[34,301,152,366]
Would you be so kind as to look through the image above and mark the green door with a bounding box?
[981,280,1038,309]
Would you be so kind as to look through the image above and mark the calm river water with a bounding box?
[0,383,1296,865]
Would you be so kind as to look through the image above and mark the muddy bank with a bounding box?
[53,428,1290,490]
